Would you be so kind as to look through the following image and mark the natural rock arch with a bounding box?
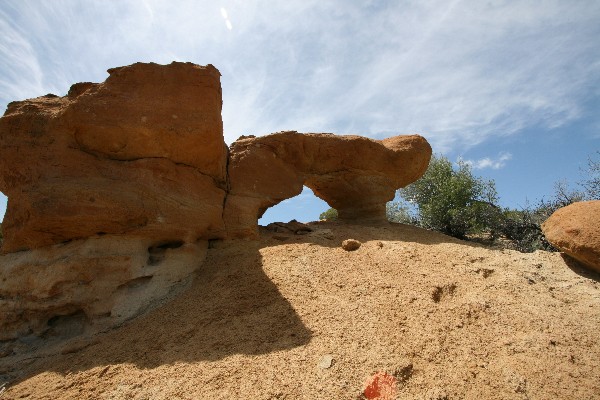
[0,61,431,340]
[224,131,431,238]
[257,186,328,224]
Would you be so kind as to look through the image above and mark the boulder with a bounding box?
[224,131,431,237]
[0,62,227,253]
[542,200,600,272]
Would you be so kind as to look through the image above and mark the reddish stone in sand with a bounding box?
[363,372,398,400]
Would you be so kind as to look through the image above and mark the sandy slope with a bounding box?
[1,222,600,399]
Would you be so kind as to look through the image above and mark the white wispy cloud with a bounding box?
[462,152,513,170]
[273,187,314,205]
[0,7,47,101]
[220,7,232,30]
[0,0,598,154]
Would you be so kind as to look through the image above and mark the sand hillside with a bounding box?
[1,221,599,399]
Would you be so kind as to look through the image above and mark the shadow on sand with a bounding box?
[1,221,492,386]
[561,253,600,283]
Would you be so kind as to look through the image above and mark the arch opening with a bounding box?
[0,190,6,221]
[0,191,6,222]
[0,191,6,244]
[258,186,330,226]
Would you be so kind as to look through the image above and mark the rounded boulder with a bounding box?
[542,200,600,272]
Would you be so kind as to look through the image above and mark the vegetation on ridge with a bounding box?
[321,151,599,253]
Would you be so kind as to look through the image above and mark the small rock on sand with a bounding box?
[342,239,361,251]
[318,355,334,369]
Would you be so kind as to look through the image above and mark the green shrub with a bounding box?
[398,154,499,239]
[386,201,417,224]
[318,151,597,253]
[497,208,553,252]
[319,208,338,221]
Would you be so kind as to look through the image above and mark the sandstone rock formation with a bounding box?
[0,61,432,341]
[0,62,227,340]
[0,62,227,254]
[542,200,600,272]
[224,132,431,238]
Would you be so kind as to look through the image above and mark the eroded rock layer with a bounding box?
[0,236,207,341]
[224,131,432,237]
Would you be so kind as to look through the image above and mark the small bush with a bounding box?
[319,208,338,221]
[386,201,417,224]
[581,151,599,200]
[497,208,553,253]
[317,151,598,254]
[398,154,499,239]
[495,180,588,252]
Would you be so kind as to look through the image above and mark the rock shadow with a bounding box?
[1,240,312,385]
[561,253,600,283]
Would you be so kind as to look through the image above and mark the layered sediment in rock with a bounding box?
[224,131,431,237]
[542,200,600,272]
[0,62,432,341]
[0,62,227,340]
[0,236,206,341]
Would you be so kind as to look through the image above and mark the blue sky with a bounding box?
[0,0,598,224]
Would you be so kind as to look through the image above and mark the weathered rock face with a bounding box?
[0,62,227,254]
[0,236,207,341]
[224,131,431,237]
[0,62,227,340]
[63,63,227,177]
[542,200,600,272]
